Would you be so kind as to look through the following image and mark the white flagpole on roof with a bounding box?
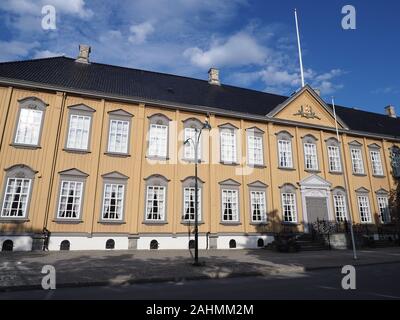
[295,9,305,88]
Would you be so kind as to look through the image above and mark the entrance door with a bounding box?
[306,197,329,224]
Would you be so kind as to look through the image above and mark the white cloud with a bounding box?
[0,0,93,18]
[0,40,40,61]
[33,49,64,59]
[183,32,267,69]
[128,22,155,44]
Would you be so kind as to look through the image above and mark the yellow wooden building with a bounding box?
[0,45,399,251]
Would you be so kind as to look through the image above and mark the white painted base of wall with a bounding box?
[216,235,274,249]
[48,236,129,251]
[0,236,32,251]
[1,234,274,251]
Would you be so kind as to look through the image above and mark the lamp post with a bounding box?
[184,120,211,266]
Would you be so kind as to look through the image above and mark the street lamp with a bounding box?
[184,119,211,266]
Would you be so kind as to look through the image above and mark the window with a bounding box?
[14,97,47,146]
[102,184,124,220]
[146,186,166,221]
[391,147,400,178]
[65,104,95,151]
[106,109,133,155]
[333,192,347,222]
[246,128,264,166]
[222,189,239,222]
[370,150,384,176]
[304,143,318,170]
[220,126,237,163]
[351,148,364,174]
[108,120,129,153]
[67,115,91,150]
[1,178,31,218]
[56,169,87,221]
[100,172,128,222]
[328,146,341,172]
[57,181,83,219]
[184,127,200,160]
[280,184,297,223]
[148,114,170,159]
[144,175,169,222]
[250,191,266,223]
[377,196,390,224]
[357,195,372,223]
[183,187,201,221]
[0,165,36,220]
[303,135,318,171]
[278,140,293,168]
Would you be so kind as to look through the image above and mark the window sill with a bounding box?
[104,152,131,158]
[281,222,300,226]
[98,220,126,225]
[248,164,267,169]
[250,222,269,226]
[182,159,204,164]
[10,143,41,150]
[219,161,240,166]
[220,222,242,226]
[329,171,343,175]
[53,219,83,224]
[142,221,168,225]
[0,218,30,223]
[181,221,205,225]
[63,148,91,154]
[146,156,170,161]
[278,167,296,171]
[305,169,321,174]
[353,173,367,177]
[372,175,386,179]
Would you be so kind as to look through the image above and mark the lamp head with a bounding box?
[203,120,211,130]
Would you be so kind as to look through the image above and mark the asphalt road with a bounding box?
[1,263,400,300]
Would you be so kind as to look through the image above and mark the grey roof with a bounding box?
[0,56,399,139]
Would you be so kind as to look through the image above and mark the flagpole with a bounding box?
[295,9,305,87]
[332,97,358,260]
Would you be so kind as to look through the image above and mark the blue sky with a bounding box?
[0,0,399,115]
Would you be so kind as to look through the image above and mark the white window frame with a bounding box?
[328,145,342,172]
[1,177,32,219]
[357,195,372,223]
[107,119,130,154]
[247,133,264,166]
[148,124,168,158]
[304,143,318,171]
[377,195,390,224]
[66,114,91,150]
[250,190,267,223]
[370,150,384,176]
[220,128,237,163]
[278,140,293,168]
[281,192,297,223]
[56,180,84,220]
[351,148,365,174]
[183,187,201,222]
[145,185,166,221]
[101,183,125,221]
[183,127,201,161]
[333,193,347,222]
[221,189,239,222]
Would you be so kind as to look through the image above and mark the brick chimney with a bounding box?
[208,68,220,85]
[385,105,396,118]
[75,44,91,64]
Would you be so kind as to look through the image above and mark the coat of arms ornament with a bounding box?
[293,105,321,120]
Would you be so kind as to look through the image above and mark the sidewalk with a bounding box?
[1,247,400,291]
